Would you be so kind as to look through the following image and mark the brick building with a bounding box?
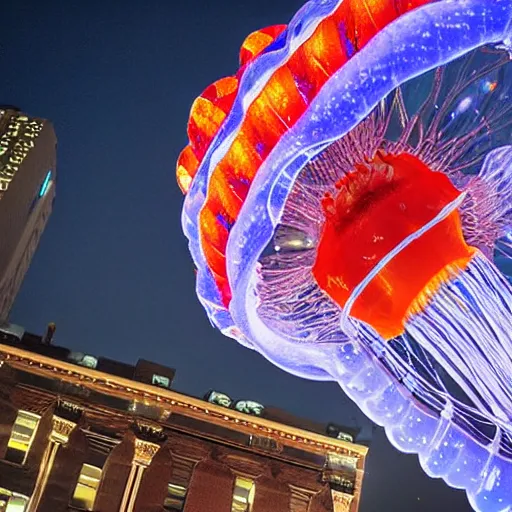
[0,324,367,512]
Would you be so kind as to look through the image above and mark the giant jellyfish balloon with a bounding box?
[176,1,512,510]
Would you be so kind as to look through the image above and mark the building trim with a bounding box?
[0,343,368,460]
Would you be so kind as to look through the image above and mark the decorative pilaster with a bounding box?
[133,443,173,512]
[49,416,76,444]
[119,422,164,512]
[331,490,354,512]
[133,438,160,467]
[27,413,79,512]
[322,453,356,495]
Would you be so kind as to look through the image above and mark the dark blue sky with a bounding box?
[3,1,471,510]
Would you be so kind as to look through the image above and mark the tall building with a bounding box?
[0,108,57,322]
[0,324,368,512]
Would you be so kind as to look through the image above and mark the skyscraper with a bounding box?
[0,108,56,322]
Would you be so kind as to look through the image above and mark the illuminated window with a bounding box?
[0,488,29,512]
[163,483,187,511]
[5,411,40,465]
[152,374,170,388]
[70,464,102,510]
[38,170,52,197]
[231,477,255,512]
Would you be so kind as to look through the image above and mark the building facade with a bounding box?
[0,325,367,512]
[0,108,57,322]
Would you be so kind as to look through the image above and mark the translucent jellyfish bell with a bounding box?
[177,1,512,510]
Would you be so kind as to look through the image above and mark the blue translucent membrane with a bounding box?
[182,0,510,336]
[222,5,512,512]
[182,0,512,340]
[227,3,512,372]
[181,2,512,508]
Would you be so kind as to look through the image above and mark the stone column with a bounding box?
[37,427,88,511]
[119,437,160,512]
[26,415,76,512]
[184,459,235,512]
[321,453,358,512]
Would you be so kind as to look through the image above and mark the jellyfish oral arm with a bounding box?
[406,253,512,422]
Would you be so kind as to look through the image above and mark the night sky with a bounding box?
[3,1,473,510]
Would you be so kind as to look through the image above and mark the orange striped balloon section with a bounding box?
[287,16,348,103]
[176,25,287,195]
[239,25,287,67]
[176,146,199,195]
[177,76,238,194]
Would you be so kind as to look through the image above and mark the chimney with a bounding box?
[42,323,56,345]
